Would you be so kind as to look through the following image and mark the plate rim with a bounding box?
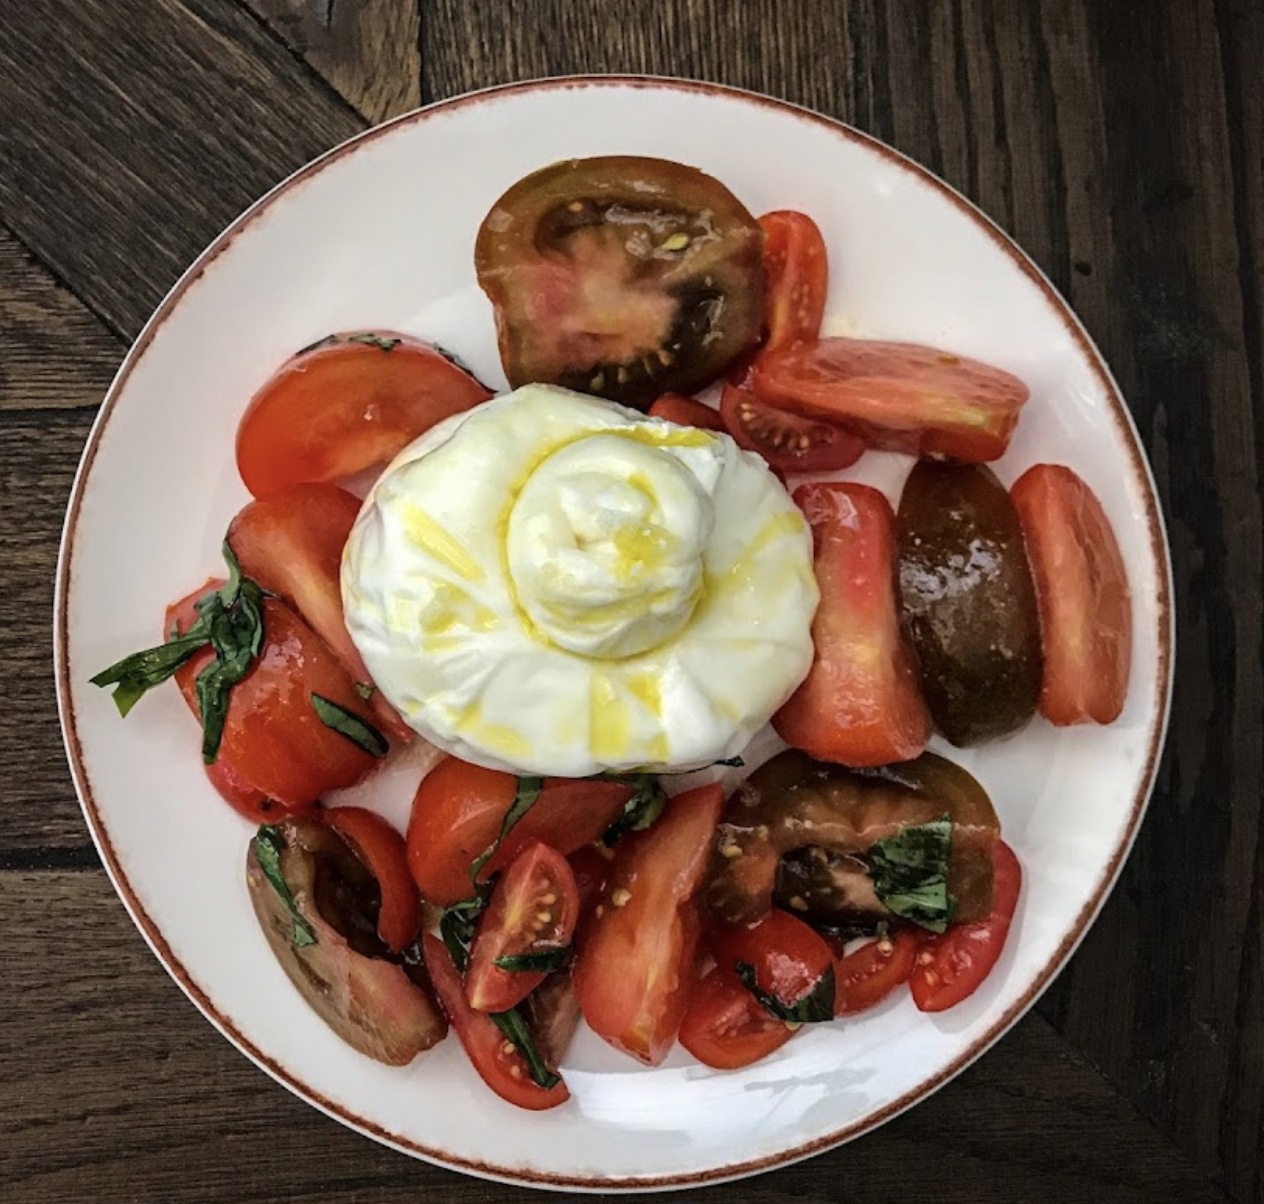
[53,73,1175,1192]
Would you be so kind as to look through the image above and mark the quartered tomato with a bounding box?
[466,840,579,1014]
[647,392,727,432]
[910,840,1021,1013]
[711,907,835,1012]
[759,211,828,352]
[406,758,633,907]
[678,964,795,1070]
[774,483,930,766]
[831,927,919,1015]
[422,934,569,1111]
[573,783,724,1065]
[752,337,1029,462]
[720,377,865,475]
[1010,464,1132,725]
[235,331,491,499]
[475,157,764,409]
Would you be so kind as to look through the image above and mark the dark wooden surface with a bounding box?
[1,1,1260,1200]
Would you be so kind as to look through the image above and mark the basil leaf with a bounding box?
[735,961,835,1024]
[494,946,571,974]
[469,775,543,885]
[868,815,956,933]
[490,1008,561,1090]
[295,333,340,355]
[254,826,317,948]
[601,773,667,846]
[90,623,211,716]
[195,571,267,764]
[345,332,401,352]
[712,756,745,768]
[310,694,388,758]
[439,893,488,972]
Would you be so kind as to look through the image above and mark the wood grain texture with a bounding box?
[0,873,1232,1204]
[244,0,421,123]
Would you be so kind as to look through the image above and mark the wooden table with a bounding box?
[2,2,1260,1201]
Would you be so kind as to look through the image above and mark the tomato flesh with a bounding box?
[235,332,491,499]
[910,841,1021,1012]
[321,807,419,954]
[647,393,727,433]
[1010,464,1132,725]
[203,757,292,823]
[774,482,930,766]
[753,337,1029,462]
[831,927,919,1015]
[711,908,834,1011]
[466,840,579,1013]
[720,377,865,475]
[759,211,828,352]
[678,964,795,1070]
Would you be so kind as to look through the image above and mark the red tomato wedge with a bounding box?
[226,483,409,742]
[321,806,420,954]
[678,964,796,1070]
[573,784,724,1065]
[720,377,865,475]
[166,585,378,809]
[647,393,727,432]
[910,841,1021,1013]
[1010,465,1132,725]
[422,934,569,1111]
[830,927,919,1015]
[752,337,1029,462]
[774,483,930,766]
[406,758,633,907]
[466,840,579,1013]
[759,211,828,352]
[236,332,491,499]
[711,908,835,1013]
[204,757,292,823]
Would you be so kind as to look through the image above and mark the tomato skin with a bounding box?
[759,211,828,353]
[235,332,491,499]
[678,964,795,1070]
[422,933,570,1111]
[647,393,728,432]
[752,337,1029,462]
[406,758,632,907]
[711,908,834,1010]
[466,840,579,1013]
[910,841,1022,1013]
[830,927,919,1015]
[774,483,930,766]
[321,807,419,954]
[1010,465,1132,725]
[573,784,724,1065]
[203,758,301,823]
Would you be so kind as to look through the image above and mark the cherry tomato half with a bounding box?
[831,927,919,1015]
[720,376,866,475]
[759,211,828,353]
[678,964,795,1070]
[711,907,834,1012]
[647,392,728,432]
[203,757,290,824]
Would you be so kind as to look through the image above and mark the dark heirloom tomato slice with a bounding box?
[774,483,930,766]
[235,331,491,499]
[647,392,728,432]
[758,211,828,353]
[678,964,796,1070]
[475,157,764,409]
[1010,464,1132,725]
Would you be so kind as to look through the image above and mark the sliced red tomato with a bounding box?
[226,483,410,742]
[678,964,796,1070]
[465,840,579,1013]
[235,332,491,499]
[166,585,378,809]
[422,933,569,1111]
[203,758,293,823]
[572,784,723,1065]
[647,392,727,432]
[1010,465,1132,725]
[752,337,1029,462]
[910,841,1022,1013]
[320,806,419,954]
[774,482,930,766]
[759,211,828,352]
[711,907,834,1012]
[406,758,632,907]
[830,927,919,1015]
[720,375,865,476]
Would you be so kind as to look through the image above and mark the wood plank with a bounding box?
[242,0,421,124]
[0,871,1231,1204]
[0,0,364,341]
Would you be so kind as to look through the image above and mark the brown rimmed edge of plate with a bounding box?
[53,74,1175,1193]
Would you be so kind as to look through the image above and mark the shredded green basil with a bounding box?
[735,961,835,1024]
[601,773,668,846]
[493,947,571,974]
[490,1008,561,1090]
[310,694,388,758]
[868,815,956,933]
[253,826,317,948]
[469,775,543,885]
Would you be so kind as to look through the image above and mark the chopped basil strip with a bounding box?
[354,681,376,700]
[345,332,401,352]
[90,626,211,716]
[439,893,488,972]
[867,815,956,933]
[735,961,835,1024]
[490,1008,561,1090]
[494,946,571,974]
[295,333,340,355]
[713,755,745,768]
[469,775,543,885]
[602,773,667,846]
[310,694,388,758]
[254,826,317,948]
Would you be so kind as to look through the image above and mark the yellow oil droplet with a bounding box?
[401,501,484,582]
[644,732,670,763]
[624,670,663,719]
[454,701,530,760]
[590,671,631,760]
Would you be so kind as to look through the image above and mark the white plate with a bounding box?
[55,77,1173,1191]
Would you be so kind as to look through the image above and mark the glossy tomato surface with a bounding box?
[758,210,828,352]
[678,964,795,1070]
[321,806,420,954]
[831,927,919,1015]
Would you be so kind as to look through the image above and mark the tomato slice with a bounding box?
[1010,465,1132,725]
[711,908,834,1012]
[678,964,796,1070]
[572,783,723,1065]
[235,332,491,499]
[320,806,419,954]
[830,927,919,1015]
[910,841,1021,1012]
[647,392,727,432]
[422,933,569,1111]
[759,211,828,353]
[774,483,930,766]
[752,337,1029,462]
[204,758,295,823]
[406,758,632,907]
[720,376,865,475]
[465,840,579,1013]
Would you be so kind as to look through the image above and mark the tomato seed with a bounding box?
[610,888,632,908]
[922,970,940,987]
[540,892,557,905]
[720,843,743,859]
[877,938,894,955]
[788,895,808,912]
[917,951,934,966]
[535,910,552,924]
[501,1041,516,1056]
